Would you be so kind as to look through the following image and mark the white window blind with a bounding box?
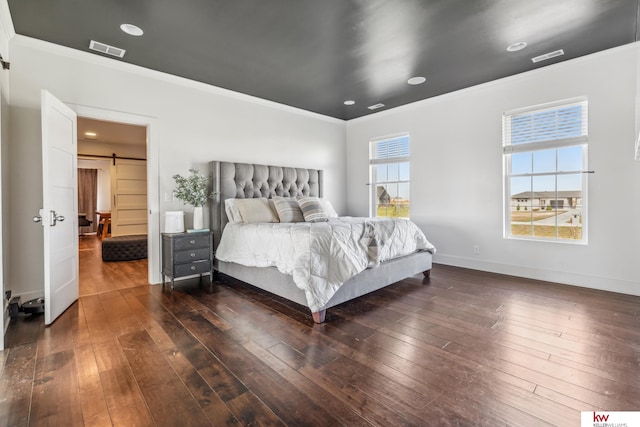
[503,99,588,153]
[371,136,410,163]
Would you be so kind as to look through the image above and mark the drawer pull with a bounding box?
[190,239,196,245]
[190,252,196,257]
[190,266,197,271]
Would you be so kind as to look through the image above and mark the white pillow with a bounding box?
[234,198,279,223]
[225,199,243,223]
[319,198,338,218]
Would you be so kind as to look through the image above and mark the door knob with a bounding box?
[32,215,42,223]
[50,210,65,226]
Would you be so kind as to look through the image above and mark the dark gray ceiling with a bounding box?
[7,0,640,120]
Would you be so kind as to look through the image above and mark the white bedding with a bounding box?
[215,217,436,312]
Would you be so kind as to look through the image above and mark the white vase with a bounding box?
[193,206,204,230]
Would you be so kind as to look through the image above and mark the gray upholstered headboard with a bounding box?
[209,161,323,252]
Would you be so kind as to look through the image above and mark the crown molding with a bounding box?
[349,41,640,126]
[12,34,345,125]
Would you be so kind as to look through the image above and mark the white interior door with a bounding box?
[110,158,147,236]
[40,90,78,325]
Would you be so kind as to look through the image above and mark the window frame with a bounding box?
[369,134,411,219]
[502,97,589,244]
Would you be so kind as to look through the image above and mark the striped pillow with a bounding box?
[272,198,304,223]
[297,196,329,222]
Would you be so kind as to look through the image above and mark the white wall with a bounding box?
[347,43,640,296]
[7,35,346,299]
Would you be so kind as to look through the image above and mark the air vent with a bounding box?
[89,40,126,58]
[531,49,564,63]
[368,103,385,110]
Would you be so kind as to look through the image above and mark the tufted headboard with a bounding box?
[209,161,323,252]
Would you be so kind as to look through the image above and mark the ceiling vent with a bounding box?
[531,49,564,63]
[368,103,385,110]
[89,40,126,58]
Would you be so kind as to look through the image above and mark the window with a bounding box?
[370,135,410,218]
[503,98,588,242]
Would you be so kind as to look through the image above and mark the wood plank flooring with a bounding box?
[78,234,149,296]
[1,235,639,425]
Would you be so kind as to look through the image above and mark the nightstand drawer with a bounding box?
[175,260,211,277]
[174,234,209,250]
[174,247,210,264]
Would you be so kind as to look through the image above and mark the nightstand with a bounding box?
[161,231,213,290]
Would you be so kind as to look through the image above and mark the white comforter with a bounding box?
[215,217,436,312]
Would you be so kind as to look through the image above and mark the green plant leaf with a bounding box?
[172,168,215,207]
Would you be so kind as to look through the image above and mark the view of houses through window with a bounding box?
[503,98,588,242]
[370,135,410,218]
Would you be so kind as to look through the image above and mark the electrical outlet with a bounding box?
[473,244,480,255]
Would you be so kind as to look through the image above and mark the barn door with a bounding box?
[110,158,147,236]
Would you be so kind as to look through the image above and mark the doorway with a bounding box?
[76,117,149,295]
[70,104,161,289]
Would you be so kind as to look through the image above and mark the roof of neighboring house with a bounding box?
[511,191,582,199]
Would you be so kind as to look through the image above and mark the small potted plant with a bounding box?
[172,168,214,230]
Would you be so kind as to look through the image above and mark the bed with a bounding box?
[209,161,435,323]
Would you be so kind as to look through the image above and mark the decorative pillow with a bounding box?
[319,198,338,218]
[234,198,279,223]
[272,198,305,223]
[225,199,243,223]
[297,196,329,222]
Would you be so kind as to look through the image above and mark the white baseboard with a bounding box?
[434,254,640,297]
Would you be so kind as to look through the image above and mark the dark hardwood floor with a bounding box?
[78,234,149,296]
[1,235,639,426]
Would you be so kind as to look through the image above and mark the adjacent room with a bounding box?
[0,1,638,426]
[76,117,150,296]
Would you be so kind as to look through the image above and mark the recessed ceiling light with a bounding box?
[84,131,97,139]
[407,76,426,85]
[344,100,355,106]
[120,23,144,37]
[507,42,528,52]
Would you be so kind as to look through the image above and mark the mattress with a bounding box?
[215,216,435,312]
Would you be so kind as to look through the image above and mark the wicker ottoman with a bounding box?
[101,235,148,262]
